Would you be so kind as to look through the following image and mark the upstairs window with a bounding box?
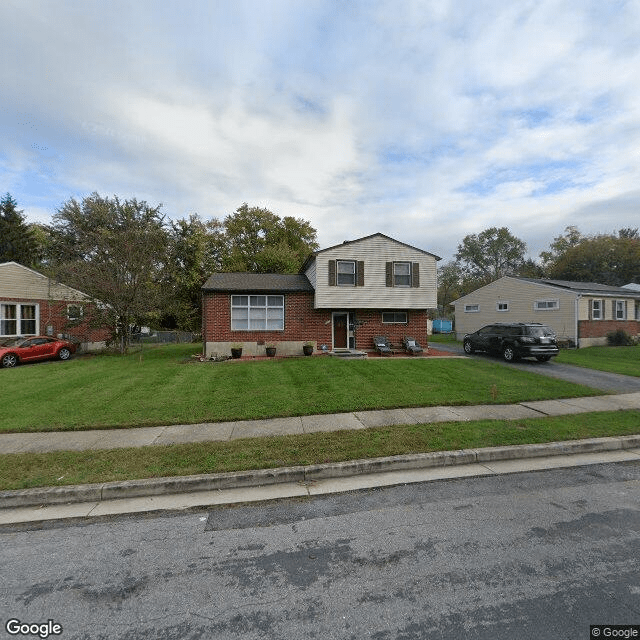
[386,262,420,287]
[328,260,364,286]
[393,262,411,287]
[464,304,479,313]
[496,301,509,312]
[337,260,356,286]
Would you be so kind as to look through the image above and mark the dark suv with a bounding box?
[463,323,559,362]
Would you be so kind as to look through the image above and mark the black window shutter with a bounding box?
[385,262,393,287]
[357,261,365,286]
[328,260,336,286]
[412,263,420,287]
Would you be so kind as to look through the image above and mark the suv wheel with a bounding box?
[502,346,517,362]
[463,339,474,354]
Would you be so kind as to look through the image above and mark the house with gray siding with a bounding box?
[452,276,640,347]
[202,233,440,358]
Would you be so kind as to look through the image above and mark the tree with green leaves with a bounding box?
[455,227,527,281]
[48,193,168,352]
[542,229,640,286]
[161,214,225,331]
[0,193,39,266]
[222,203,319,273]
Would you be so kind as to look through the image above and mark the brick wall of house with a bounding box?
[579,319,640,339]
[202,291,430,353]
[0,296,110,347]
[351,309,429,350]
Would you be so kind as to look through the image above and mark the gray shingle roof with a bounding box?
[518,278,640,297]
[202,273,314,292]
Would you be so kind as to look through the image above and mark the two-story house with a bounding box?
[202,233,440,357]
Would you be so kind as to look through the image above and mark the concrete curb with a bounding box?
[2,434,640,509]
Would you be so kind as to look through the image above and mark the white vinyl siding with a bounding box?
[0,262,88,300]
[453,277,577,342]
[231,295,284,331]
[312,236,437,310]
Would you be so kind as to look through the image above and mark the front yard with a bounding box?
[1,343,638,491]
[556,345,640,377]
[0,344,600,433]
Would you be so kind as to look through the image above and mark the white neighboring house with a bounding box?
[0,261,110,351]
[452,276,640,347]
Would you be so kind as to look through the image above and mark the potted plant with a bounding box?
[303,341,314,356]
[230,343,243,359]
[265,342,277,357]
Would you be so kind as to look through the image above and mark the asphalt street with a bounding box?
[2,461,640,640]
[434,342,640,393]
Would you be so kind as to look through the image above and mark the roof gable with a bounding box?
[301,232,441,271]
[0,261,90,301]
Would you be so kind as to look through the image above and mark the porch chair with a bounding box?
[403,336,423,355]
[373,336,393,356]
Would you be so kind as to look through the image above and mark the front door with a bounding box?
[333,313,348,349]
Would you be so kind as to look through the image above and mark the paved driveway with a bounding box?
[433,342,640,394]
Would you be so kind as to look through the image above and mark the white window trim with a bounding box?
[615,300,627,320]
[0,302,39,337]
[382,311,408,324]
[67,304,84,321]
[464,304,479,313]
[230,295,284,331]
[393,262,412,288]
[534,299,559,311]
[496,301,509,312]
[591,299,602,320]
[336,260,356,286]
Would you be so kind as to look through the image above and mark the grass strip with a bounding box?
[2,410,639,491]
[556,345,640,377]
[0,344,599,433]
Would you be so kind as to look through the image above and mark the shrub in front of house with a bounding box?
[606,329,635,346]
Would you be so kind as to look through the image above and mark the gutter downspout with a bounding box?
[575,295,580,348]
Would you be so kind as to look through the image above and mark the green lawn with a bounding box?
[0,344,599,433]
[556,345,640,377]
[2,409,638,490]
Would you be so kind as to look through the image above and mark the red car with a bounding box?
[0,336,77,368]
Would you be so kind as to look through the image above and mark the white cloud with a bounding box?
[2,0,640,262]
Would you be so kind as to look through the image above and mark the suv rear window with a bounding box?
[524,325,555,337]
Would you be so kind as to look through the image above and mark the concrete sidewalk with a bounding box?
[2,392,640,525]
[3,392,640,455]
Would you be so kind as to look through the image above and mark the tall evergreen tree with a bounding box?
[0,193,38,265]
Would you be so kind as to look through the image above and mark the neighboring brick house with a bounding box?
[0,261,110,351]
[202,233,440,357]
[452,276,640,347]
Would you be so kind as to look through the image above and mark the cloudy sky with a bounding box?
[2,0,639,263]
